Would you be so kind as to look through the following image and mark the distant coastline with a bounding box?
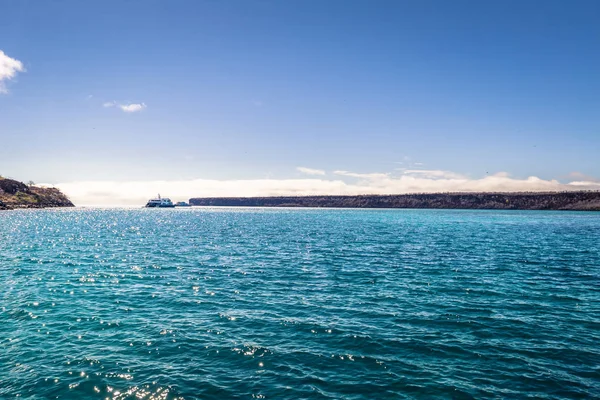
[0,178,74,210]
[190,192,600,211]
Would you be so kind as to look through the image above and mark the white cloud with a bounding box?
[0,50,25,94]
[54,178,350,206]
[297,167,325,176]
[119,103,146,113]
[51,170,600,207]
[103,101,147,112]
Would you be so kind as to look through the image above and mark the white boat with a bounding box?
[145,194,175,208]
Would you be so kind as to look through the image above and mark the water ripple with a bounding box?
[1,208,599,398]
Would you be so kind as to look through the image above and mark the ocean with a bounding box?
[1,208,598,399]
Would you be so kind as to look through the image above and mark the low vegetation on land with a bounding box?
[0,177,74,210]
[190,192,600,211]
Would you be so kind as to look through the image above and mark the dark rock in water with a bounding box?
[189,192,600,211]
[0,178,75,209]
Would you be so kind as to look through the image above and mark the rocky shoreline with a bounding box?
[0,178,74,210]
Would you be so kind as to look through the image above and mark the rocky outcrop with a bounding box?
[190,192,600,211]
[0,178,74,209]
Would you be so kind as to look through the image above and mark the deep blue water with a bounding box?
[1,208,599,399]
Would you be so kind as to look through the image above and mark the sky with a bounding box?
[1,0,599,205]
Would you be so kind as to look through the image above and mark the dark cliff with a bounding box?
[0,178,75,210]
[190,192,600,211]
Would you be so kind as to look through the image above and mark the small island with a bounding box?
[0,177,74,210]
[190,192,600,211]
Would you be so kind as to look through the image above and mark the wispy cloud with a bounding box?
[52,169,600,206]
[297,167,325,176]
[401,169,467,179]
[566,171,600,183]
[0,50,25,94]
[103,101,147,112]
[333,170,389,179]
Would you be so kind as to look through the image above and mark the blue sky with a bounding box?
[1,0,599,204]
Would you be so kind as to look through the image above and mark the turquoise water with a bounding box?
[1,208,599,399]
